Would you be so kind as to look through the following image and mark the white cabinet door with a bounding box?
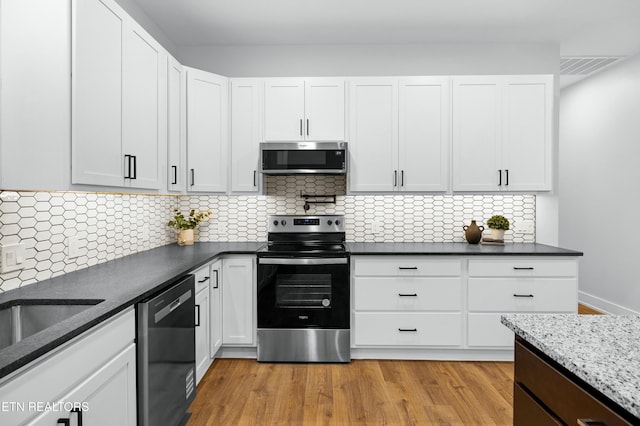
[72,0,125,187]
[167,55,186,192]
[122,19,162,190]
[502,75,553,191]
[195,286,211,384]
[305,79,345,141]
[210,259,223,358]
[452,76,502,191]
[186,67,228,192]
[222,256,255,345]
[231,79,261,192]
[31,344,137,426]
[264,78,305,141]
[349,78,399,192]
[399,77,450,192]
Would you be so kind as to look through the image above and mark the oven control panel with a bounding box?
[268,215,345,233]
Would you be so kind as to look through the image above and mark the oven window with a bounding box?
[275,273,331,308]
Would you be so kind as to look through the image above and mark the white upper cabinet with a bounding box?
[231,78,262,192]
[452,75,552,192]
[398,77,450,192]
[349,78,398,192]
[167,55,186,192]
[72,0,163,190]
[349,77,450,192]
[264,78,345,141]
[186,67,228,192]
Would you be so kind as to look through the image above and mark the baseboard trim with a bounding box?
[579,291,640,315]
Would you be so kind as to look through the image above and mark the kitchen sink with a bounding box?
[0,300,103,351]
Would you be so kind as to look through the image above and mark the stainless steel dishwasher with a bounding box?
[137,274,196,426]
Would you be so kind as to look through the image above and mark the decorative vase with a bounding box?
[489,228,505,241]
[178,229,194,246]
[463,220,484,244]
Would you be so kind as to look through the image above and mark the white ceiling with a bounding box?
[131,0,640,57]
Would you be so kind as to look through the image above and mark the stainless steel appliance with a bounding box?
[137,275,196,426]
[257,215,350,362]
[260,142,347,175]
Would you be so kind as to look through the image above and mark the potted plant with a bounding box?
[486,215,509,240]
[167,208,212,246]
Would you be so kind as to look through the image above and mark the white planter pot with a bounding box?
[178,229,194,246]
[489,229,505,240]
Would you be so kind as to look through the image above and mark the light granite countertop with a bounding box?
[501,314,640,420]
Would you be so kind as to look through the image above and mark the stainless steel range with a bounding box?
[257,215,350,363]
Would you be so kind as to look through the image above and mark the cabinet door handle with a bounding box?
[513,294,534,298]
[71,407,83,426]
[498,169,502,186]
[198,276,210,283]
[213,269,219,289]
[195,304,200,327]
[131,155,137,180]
[513,267,534,270]
[401,170,404,187]
[306,119,309,136]
[190,169,195,186]
[398,328,418,332]
[505,169,509,186]
[171,165,178,185]
[300,119,303,136]
[253,170,257,187]
[577,419,607,426]
[393,170,398,187]
[398,266,418,270]
[398,293,418,297]
[124,155,131,179]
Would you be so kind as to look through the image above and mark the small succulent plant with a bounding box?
[486,215,510,230]
[167,208,212,230]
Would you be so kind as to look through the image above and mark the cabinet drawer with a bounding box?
[514,383,563,426]
[469,258,577,277]
[354,312,462,346]
[191,265,211,292]
[468,278,577,312]
[515,341,633,425]
[467,313,514,347]
[353,257,461,277]
[355,277,461,311]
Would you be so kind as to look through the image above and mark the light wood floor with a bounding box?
[187,304,601,425]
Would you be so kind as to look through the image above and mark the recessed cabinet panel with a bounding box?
[355,312,462,346]
[231,79,262,192]
[264,79,305,141]
[222,256,255,345]
[167,56,186,192]
[305,79,345,141]
[355,277,462,311]
[349,79,398,192]
[72,0,125,187]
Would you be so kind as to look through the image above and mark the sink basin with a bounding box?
[0,300,103,351]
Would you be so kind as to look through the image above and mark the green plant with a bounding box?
[168,208,212,230]
[486,215,509,230]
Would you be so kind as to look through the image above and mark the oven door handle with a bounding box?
[259,257,348,265]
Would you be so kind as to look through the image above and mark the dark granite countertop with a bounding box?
[0,242,264,380]
[502,314,640,420]
[346,242,583,256]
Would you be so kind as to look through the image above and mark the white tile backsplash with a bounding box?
[1,179,534,291]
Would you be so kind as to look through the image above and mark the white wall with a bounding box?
[559,53,640,314]
[178,43,558,77]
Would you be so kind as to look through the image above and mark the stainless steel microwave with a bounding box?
[260,142,348,175]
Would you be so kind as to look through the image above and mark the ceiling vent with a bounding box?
[560,56,624,75]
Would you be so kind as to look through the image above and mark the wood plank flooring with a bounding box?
[187,359,515,425]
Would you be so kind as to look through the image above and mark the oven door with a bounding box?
[257,257,349,329]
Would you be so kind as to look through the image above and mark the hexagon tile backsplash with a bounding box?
[1,180,535,291]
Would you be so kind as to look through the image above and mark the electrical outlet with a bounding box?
[217,222,226,235]
[516,220,535,235]
[67,236,86,259]
[371,221,383,235]
[139,224,150,242]
[1,243,26,273]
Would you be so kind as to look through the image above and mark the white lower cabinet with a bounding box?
[0,308,136,426]
[355,312,462,346]
[191,263,212,384]
[209,260,223,358]
[222,256,255,346]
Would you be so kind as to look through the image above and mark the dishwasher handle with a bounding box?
[154,289,192,324]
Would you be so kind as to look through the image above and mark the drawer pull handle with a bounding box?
[198,276,210,283]
[398,293,418,297]
[513,267,534,270]
[513,294,534,298]
[398,267,418,270]
[577,420,607,426]
[398,328,418,332]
